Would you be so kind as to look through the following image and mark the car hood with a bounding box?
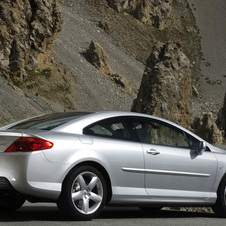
[215,145,226,152]
[210,144,226,154]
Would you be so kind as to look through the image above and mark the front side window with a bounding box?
[186,133,201,148]
[130,117,189,148]
[83,117,130,141]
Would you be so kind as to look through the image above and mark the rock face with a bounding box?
[132,41,192,128]
[107,0,172,29]
[0,0,62,82]
[193,113,223,145]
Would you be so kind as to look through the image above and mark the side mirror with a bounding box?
[195,141,206,155]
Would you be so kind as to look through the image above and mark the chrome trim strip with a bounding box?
[122,168,145,173]
[122,167,210,177]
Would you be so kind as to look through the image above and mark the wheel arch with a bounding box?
[62,161,112,204]
[216,173,226,194]
[212,172,226,217]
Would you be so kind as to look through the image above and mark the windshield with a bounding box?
[8,112,92,131]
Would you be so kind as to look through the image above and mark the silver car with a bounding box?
[0,111,226,220]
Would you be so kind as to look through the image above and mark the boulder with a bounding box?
[132,41,192,128]
[86,41,132,91]
[86,41,111,76]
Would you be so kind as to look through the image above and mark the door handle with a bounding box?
[146,149,160,155]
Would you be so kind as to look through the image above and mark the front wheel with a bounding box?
[212,177,226,217]
[57,165,107,221]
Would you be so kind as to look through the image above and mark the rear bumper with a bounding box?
[0,152,69,200]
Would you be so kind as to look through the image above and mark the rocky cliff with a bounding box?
[0,0,78,125]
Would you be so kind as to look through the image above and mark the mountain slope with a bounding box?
[188,0,226,116]
[54,0,201,111]
[53,0,144,111]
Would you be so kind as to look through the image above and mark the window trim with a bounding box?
[83,115,210,152]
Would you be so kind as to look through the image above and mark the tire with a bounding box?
[139,207,162,212]
[57,165,107,221]
[212,176,226,217]
[0,192,25,212]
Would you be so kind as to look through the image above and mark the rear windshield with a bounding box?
[8,112,92,130]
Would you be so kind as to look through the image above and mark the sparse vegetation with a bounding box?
[25,68,52,81]
[12,64,77,111]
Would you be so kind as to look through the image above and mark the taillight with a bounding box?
[4,137,53,153]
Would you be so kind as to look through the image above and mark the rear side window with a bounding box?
[83,117,131,141]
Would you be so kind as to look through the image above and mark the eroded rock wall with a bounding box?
[107,0,172,29]
[0,0,62,82]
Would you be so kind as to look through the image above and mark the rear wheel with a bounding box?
[212,177,226,217]
[0,192,25,212]
[57,165,107,221]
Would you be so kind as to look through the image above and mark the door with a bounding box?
[129,116,218,202]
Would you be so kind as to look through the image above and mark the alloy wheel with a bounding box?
[71,171,104,215]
